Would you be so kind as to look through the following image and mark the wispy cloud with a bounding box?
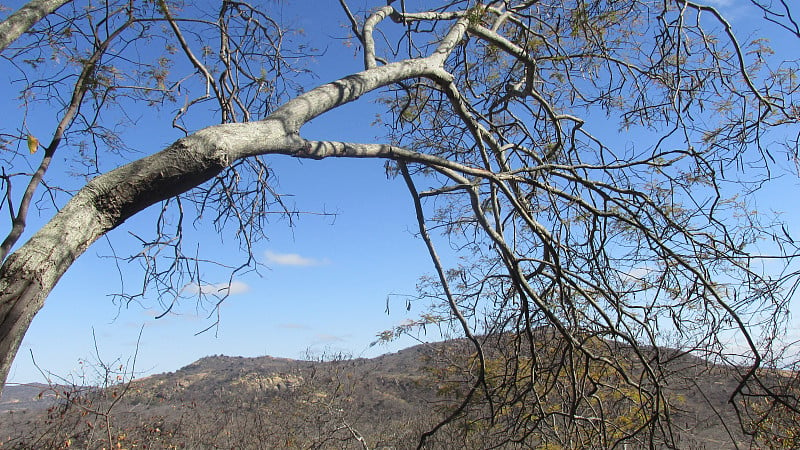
[278,323,311,330]
[265,250,329,267]
[314,333,349,343]
[183,280,250,296]
[697,0,749,20]
[620,266,653,284]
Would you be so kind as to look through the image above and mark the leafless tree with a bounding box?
[1,0,799,447]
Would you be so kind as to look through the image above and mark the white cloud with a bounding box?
[279,323,311,330]
[183,280,250,296]
[620,266,653,284]
[313,333,348,343]
[698,0,750,20]
[265,250,329,267]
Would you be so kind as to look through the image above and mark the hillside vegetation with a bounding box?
[4,335,793,449]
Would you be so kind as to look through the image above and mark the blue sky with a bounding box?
[7,157,437,384]
[3,0,800,385]
[4,0,449,384]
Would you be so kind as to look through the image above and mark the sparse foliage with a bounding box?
[1,0,799,447]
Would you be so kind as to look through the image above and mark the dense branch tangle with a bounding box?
[357,2,799,447]
[0,0,798,448]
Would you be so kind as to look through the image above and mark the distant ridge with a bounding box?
[0,337,768,447]
[1,382,63,412]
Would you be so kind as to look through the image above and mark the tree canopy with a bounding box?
[1,0,799,447]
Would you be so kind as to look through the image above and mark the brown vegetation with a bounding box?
[2,336,790,449]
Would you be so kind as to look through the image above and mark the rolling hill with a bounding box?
[0,337,777,449]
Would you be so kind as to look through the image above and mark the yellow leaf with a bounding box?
[27,134,39,154]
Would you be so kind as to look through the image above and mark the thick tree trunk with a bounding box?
[0,0,73,52]
[0,139,230,386]
[0,50,461,389]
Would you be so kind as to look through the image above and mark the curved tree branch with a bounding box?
[0,14,468,391]
[0,0,72,53]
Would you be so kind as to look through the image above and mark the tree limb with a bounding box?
[0,0,72,52]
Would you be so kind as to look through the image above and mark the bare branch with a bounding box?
[0,0,72,52]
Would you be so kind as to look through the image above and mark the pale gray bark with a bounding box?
[0,1,797,444]
[0,0,72,52]
[0,20,466,391]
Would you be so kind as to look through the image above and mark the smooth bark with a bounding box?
[0,39,461,390]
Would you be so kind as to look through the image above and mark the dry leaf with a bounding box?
[26,134,39,154]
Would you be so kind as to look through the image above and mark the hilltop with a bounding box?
[0,338,763,448]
